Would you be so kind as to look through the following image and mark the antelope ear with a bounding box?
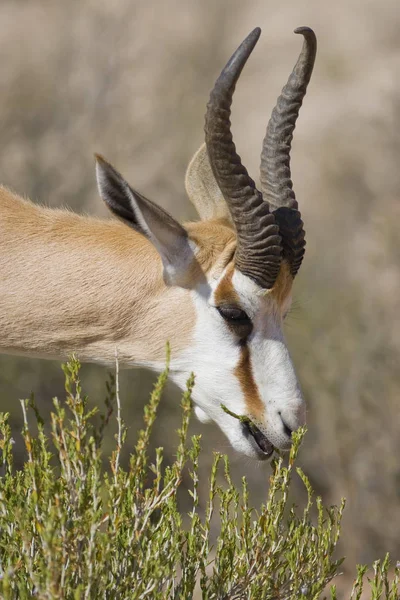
[95,154,194,286]
[185,143,231,223]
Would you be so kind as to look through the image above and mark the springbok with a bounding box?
[0,27,316,460]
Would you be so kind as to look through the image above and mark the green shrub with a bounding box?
[0,356,398,599]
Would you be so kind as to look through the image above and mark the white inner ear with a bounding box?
[130,195,183,261]
[185,143,231,222]
[127,187,195,286]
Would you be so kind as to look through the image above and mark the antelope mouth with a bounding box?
[242,421,275,460]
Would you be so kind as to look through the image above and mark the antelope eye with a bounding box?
[216,305,253,339]
[217,306,249,322]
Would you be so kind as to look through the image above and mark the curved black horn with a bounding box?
[260,27,317,277]
[205,28,282,289]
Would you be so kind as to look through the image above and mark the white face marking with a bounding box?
[249,304,305,449]
[169,265,306,461]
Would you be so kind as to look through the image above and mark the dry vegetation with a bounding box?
[0,0,399,591]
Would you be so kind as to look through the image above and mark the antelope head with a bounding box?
[96,27,317,459]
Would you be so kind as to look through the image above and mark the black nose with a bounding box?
[279,413,294,438]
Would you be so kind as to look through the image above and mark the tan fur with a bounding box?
[269,261,293,307]
[0,185,235,366]
[186,219,236,276]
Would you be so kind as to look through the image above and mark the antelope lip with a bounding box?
[242,421,274,459]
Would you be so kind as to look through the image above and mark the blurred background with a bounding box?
[0,0,399,592]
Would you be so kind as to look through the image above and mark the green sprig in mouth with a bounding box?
[220,404,275,459]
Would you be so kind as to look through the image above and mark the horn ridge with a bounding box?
[260,26,316,209]
[260,26,316,277]
[205,27,282,289]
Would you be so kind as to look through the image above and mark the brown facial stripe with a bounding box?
[214,263,249,338]
[215,264,263,416]
[234,345,264,418]
[214,263,238,306]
